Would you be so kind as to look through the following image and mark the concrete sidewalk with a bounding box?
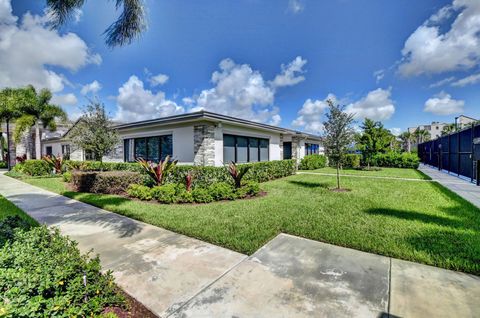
[0,173,479,317]
[419,164,480,208]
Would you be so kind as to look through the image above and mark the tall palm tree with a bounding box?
[0,88,25,169]
[414,129,430,144]
[399,131,414,152]
[46,0,146,47]
[14,86,67,160]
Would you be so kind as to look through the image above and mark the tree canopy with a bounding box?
[356,118,393,166]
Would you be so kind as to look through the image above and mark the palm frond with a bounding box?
[13,115,35,143]
[104,0,146,47]
[46,0,86,29]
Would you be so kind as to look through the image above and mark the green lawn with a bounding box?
[0,195,37,226]
[300,166,431,179]
[22,173,480,274]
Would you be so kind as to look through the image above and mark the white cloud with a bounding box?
[373,69,385,83]
[389,128,402,136]
[271,56,307,88]
[398,0,480,76]
[424,91,464,115]
[292,95,336,133]
[51,93,78,106]
[80,80,102,95]
[451,73,480,87]
[148,73,169,86]
[0,0,101,93]
[288,0,305,14]
[346,88,395,121]
[115,75,184,122]
[190,57,307,125]
[429,76,456,88]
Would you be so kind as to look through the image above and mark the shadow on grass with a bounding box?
[288,180,330,189]
[366,208,464,229]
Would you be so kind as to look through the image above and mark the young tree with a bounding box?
[356,118,392,167]
[323,100,355,190]
[0,88,27,169]
[69,101,119,162]
[47,0,146,48]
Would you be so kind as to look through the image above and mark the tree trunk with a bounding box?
[336,162,340,189]
[0,131,4,163]
[407,140,411,153]
[6,119,11,170]
[35,121,41,159]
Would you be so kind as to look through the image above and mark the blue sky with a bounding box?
[3,0,480,134]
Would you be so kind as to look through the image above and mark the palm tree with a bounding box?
[441,123,455,136]
[399,131,414,152]
[46,0,146,47]
[0,88,26,169]
[414,129,430,144]
[14,86,67,160]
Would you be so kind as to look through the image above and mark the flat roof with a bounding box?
[113,110,322,140]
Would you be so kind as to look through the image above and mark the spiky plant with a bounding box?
[185,172,194,192]
[227,162,251,188]
[42,155,63,174]
[137,156,177,186]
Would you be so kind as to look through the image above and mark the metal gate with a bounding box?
[418,123,480,186]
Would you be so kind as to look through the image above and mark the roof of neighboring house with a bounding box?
[113,110,322,140]
[457,114,477,121]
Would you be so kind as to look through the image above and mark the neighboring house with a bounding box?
[408,122,448,141]
[456,115,477,129]
[40,111,323,166]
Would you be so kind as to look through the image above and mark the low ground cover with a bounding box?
[301,166,431,179]
[22,172,480,274]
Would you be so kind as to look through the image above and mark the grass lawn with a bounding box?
[0,195,37,226]
[300,166,431,179]
[22,173,479,274]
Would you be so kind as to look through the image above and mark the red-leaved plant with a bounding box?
[227,161,251,188]
[185,172,194,192]
[137,155,178,186]
[42,155,63,174]
[16,154,27,164]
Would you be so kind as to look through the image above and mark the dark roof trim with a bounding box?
[113,110,322,139]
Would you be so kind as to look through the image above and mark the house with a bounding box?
[40,111,323,166]
[456,115,477,129]
[408,121,448,141]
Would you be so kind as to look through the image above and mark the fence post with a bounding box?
[457,131,460,176]
[471,124,474,183]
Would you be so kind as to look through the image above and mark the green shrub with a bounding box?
[299,155,327,170]
[371,152,420,169]
[62,171,72,182]
[243,181,260,196]
[0,215,34,247]
[127,184,153,201]
[0,161,7,169]
[191,188,214,203]
[208,182,236,200]
[0,226,125,317]
[152,184,177,204]
[72,171,144,194]
[176,189,194,203]
[65,160,143,173]
[330,154,361,169]
[14,160,51,176]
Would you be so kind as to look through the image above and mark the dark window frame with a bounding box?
[223,134,269,163]
[131,135,173,162]
[45,146,53,156]
[305,143,320,156]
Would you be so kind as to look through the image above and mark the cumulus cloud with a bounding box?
[389,128,402,136]
[292,95,337,133]
[51,93,78,106]
[80,80,102,95]
[346,88,395,121]
[115,75,184,122]
[190,57,306,125]
[148,73,169,86]
[271,56,307,88]
[451,73,480,87]
[424,91,464,115]
[398,0,480,76]
[0,0,100,93]
[288,0,305,14]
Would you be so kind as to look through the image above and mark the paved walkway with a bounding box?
[419,164,480,208]
[0,173,479,317]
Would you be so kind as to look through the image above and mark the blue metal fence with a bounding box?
[418,123,480,186]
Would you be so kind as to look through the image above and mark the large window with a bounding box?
[124,135,172,162]
[305,143,320,155]
[223,134,269,163]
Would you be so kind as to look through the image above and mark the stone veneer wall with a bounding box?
[193,124,215,166]
[291,136,301,161]
[279,134,284,160]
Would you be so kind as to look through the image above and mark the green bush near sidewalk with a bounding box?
[371,152,419,169]
[299,154,327,170]
[12,160,51,176]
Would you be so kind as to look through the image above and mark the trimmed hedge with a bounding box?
[72,171,144,194]
[371,152,420,169]
[13,160,51,176]
[0,226,125,316]
[328,154,361,169]
[67,159,297,188]
[299,155,327,170]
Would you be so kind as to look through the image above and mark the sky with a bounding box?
[2,0,480,135]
